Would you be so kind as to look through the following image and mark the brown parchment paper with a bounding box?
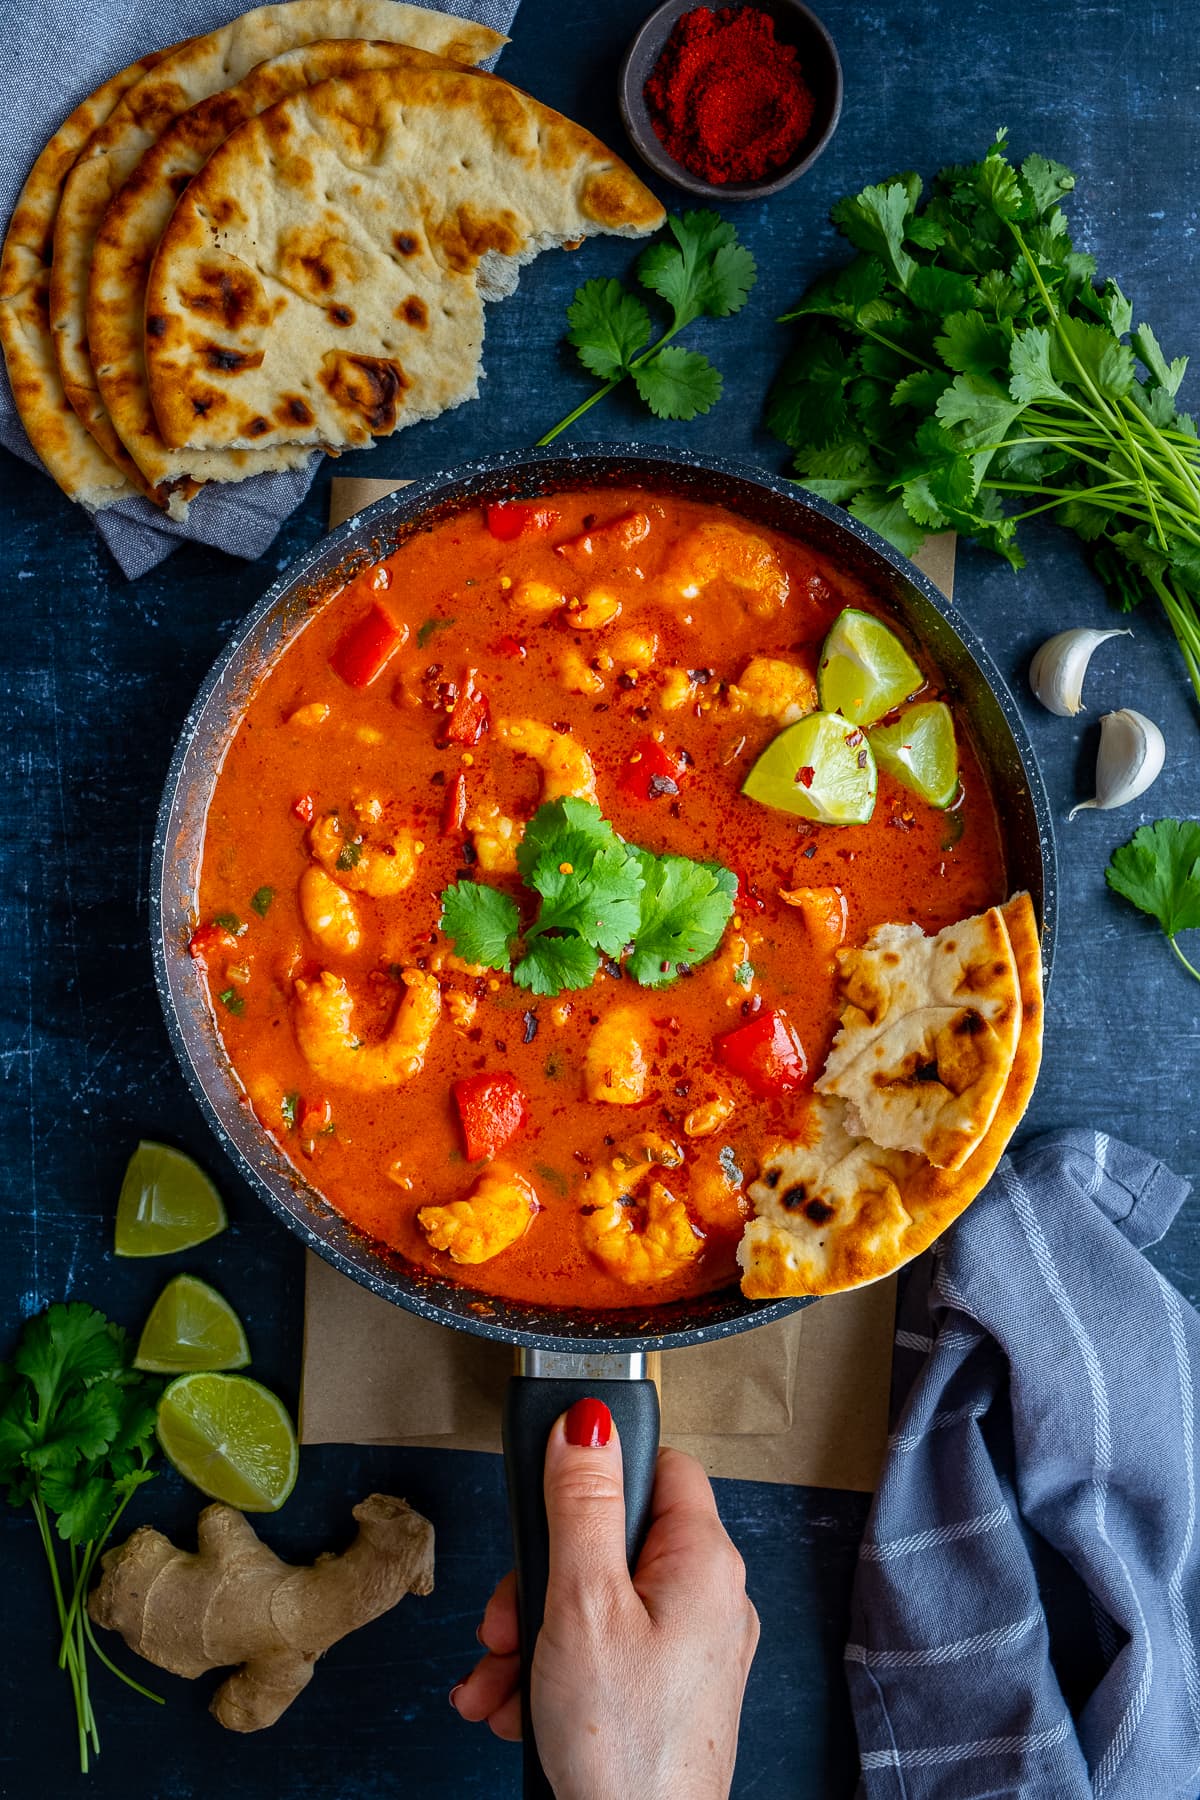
[299,476,957,1491]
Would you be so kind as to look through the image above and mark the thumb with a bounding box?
[542,1398,632,1612]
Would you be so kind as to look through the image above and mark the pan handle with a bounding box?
[502,1351,660,1800]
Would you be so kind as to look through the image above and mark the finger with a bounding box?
[478,1569,519,1654]
[451,1649,520,1724]
[542,1397,632,1612]
[634,1446,743,1612]
[485,1691,524,1743]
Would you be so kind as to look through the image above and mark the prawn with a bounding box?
[298,865,362,956]
[418,1166,539,1265]
[662,521,790,618]
[292,967,440,1091]
[309,797,423,898]
[467,719,597,872]
[579,1133,704,1286]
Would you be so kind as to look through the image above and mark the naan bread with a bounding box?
[739,893,1044,1298]
[143,65,664,460]
[48,1,505,498]
[814,904,1022,1170]
[89,40,469,513]
[0,47,178,507]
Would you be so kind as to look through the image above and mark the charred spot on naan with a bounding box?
[180,260,271,332]
[431,203,523,275]
[318,351,409,434]
[199,341,264,375]
[327,303,355,327]
[582,168,666,231]
[279,224,363,297]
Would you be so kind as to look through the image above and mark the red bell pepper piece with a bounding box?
[446,668,489,745]
[187,922,238,965]
[484,501,558,541]
[292,792,316,825]
[329,602,404,688]
[453,1071,529,1161]
[441,771,468,837]
[618,736,688,802]
[715,1011,808,1096]
[555,510,651,568]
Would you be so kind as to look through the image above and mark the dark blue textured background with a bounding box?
[2,1,1198,1794]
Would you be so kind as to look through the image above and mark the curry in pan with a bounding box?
[192,488,1041,1308]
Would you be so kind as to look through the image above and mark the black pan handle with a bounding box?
[502,1360,660,1800]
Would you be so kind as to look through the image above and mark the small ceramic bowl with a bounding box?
[619,0,843,202]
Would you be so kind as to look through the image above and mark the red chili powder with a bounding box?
[644,6,816,186]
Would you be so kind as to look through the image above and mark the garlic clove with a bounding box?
[1029,627,1133,717]
[1067,708,1165,820]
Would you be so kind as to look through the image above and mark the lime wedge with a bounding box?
[870,702,960,809]
[818,608,923,727]
[114,1141,227,1257]
[742,711,878,825]
[156,1373,298,1512]
[135,1275,250,1374]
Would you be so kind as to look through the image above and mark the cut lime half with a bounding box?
[870,702,960,809]
[115,1141,227,1257]
[817,608,924,728]
[742,711,878,825]
[156,1373,298,1512]
[135,1275,250,1374]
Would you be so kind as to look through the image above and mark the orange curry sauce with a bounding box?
[196,487,1006,1308]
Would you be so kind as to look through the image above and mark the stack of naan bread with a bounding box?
[739,892,1044,1297]
[0,0,663,519]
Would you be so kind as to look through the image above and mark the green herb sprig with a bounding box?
[439,798,736,995]
[537,213,756,444]
[767,132,1200,712]
[0,1304,163,1769]
[1106,818,1200,984]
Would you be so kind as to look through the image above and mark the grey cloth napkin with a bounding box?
[849,1129,1200,1799]
[0,0,519,579]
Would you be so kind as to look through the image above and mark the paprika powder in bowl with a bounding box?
[619,0,842,201]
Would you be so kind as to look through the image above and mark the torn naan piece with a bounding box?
[89,39,469,514]
[143,65,664,462]
[815,903,1022,1170]
[740,893,1044,1298]
[48,0,505,500]
[0,46,180,508]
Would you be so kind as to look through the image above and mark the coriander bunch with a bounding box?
[538,212,756,443]
[0,1303,163,1770]
[767,132,1200,714]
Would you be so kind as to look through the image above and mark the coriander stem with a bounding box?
[535,375,625,446]
[82,1608,165,1705]
[1169,934,1200,984]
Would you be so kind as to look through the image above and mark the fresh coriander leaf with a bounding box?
[281,1092,299,1130]
[1107,819,1200,984]
[733,961,754,987]
[780,255,893,329]
[934,312,1009,378]
[637,211,757,328]
[892,368,953,411]
[848,490,930,557]
[566,278,651,381]
[633,346,723,421]
[213,912,246,936]
[336,840,362,872]
[40,1470,115,1544]
[906,265,977,317]
[831,181,919,290]
[250,886,274,918]
[528,842,644,959]
[1132,323,1187,398]
[625,853,737,988]
[1056,314,1136,399]
[935,372,1024,449]
[1020,152,1076,218]
[27,1384,121,1471]
[516,799,619,884]
[11,1304,125,1420]
[793,440,883,504]
[1095,278,1133,339]
[767,330,860,448]
[439,882,520,971]
[416,617,455,650]
[514,934,600,996]
[1009,325,1068,404]
[975,149,1024,220]
[218,988,245,1016]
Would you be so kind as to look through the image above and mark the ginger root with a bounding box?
[88,1492,434,1731]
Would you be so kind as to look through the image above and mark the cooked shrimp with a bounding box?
[464,798,521,875]
[292,968,440,1091]
[727,656,817,725]
[684,1087,735,1138]
[663,521,790,618]
[298,865,362,956]
[308,800,422,898]
[496,718,598,804]
[779,885,848,954]
[584,1007,651,1105]
[419,1166,538,1264]
[578,1132,703,1284]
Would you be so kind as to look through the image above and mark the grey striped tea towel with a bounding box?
[849,1129,1199,1799]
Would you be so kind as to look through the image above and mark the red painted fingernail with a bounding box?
[449,1683,464,1711]
[564,1396,612,1448]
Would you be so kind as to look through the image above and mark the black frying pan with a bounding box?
[151,444,1056,1796]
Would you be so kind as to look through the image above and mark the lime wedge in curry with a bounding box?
[817,608,923,727]
[870,701,960,809]
[114,1141,227,1257]
[135,1275,250,1373]
[156,1373,298,1511]
[742,711,877,825]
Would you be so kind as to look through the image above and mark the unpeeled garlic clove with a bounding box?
[1067,708,1165,820]
[1029,628,1133,716]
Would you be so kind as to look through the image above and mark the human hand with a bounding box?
[451,1398,760,1800]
